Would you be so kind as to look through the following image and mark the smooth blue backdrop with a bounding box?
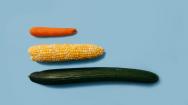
[0,0,187,105]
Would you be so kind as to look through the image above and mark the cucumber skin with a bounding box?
[29,67,159,85]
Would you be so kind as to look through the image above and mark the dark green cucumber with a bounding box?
[29,67,159,85]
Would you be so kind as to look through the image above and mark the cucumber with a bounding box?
[29,67,159,85]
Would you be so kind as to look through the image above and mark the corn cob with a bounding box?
[28,44,104,62]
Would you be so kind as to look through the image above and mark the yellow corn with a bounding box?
[28,44,104,62]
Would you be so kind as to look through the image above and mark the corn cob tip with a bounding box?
[28,44,104,62]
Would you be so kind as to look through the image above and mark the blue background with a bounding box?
[0,0,187,105]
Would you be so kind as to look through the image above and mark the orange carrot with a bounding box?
[30,27,77,37]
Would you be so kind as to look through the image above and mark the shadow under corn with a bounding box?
[37,52,106,66]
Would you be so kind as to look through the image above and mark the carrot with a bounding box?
[30,27,77,37]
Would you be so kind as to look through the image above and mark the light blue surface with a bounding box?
[0,0,187,105]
